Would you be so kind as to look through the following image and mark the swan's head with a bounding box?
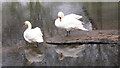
[58,12,64,22]
[58,12,64,18]
[24,21,31,26]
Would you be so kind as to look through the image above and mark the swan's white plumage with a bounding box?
[66,14,82,19]
[55,12,88,31]
[23,21,43,43]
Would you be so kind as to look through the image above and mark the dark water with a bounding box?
[2,2,118,66]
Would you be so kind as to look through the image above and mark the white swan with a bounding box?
[55,12,88,36]
[23,21,43,46]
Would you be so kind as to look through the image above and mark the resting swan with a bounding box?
[23,21,43,46]
[55,12,88,36]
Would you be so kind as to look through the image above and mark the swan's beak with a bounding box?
[23,22,26,26]
[23,23,25,26]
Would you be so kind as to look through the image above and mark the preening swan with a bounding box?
[55,12,88,36]
[23,21,43,46]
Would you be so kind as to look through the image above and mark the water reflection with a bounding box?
[54,45,86,60]
[24,46,44,64]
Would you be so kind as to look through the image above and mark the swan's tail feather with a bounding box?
[82,28,89,31]
[78,27,89,31]
[37,39,44,43]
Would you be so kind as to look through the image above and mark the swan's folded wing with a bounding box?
[66,14,82,19]
[25,27,43,39]
[32,27,43,36]
[25,27,43,42]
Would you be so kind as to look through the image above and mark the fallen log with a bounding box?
[46,30,119,45]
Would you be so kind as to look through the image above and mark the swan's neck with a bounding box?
[27,23,32,30]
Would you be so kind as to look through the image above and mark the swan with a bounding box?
[55,12,88,36]
[23,21,43,46]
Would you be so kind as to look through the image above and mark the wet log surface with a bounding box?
[46,30,119,45]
